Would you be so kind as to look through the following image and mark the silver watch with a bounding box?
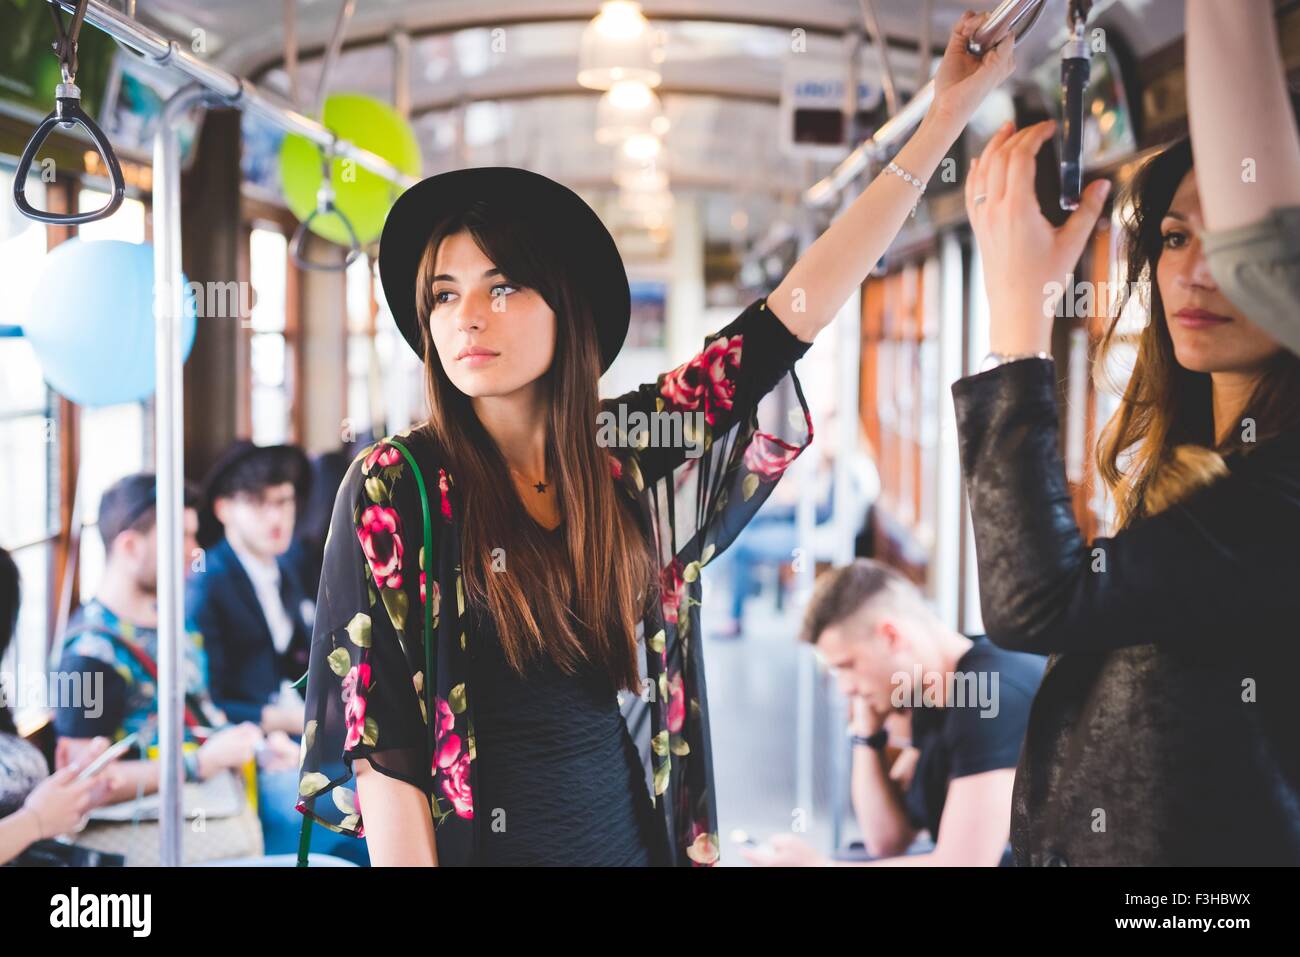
[979,351,1053,373]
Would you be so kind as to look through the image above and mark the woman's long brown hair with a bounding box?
[1096,135,1300,527]
[413,199,658,691]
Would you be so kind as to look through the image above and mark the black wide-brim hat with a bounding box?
[197,440,312,548]
[377,166,631,374]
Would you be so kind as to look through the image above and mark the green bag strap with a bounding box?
[296,435,437,867]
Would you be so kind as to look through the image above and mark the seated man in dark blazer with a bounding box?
[187,441,313,737]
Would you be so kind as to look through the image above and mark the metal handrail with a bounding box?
[806,0,1049,207]
[42,0,419,190]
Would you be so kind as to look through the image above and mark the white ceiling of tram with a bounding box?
[126,0,1184,252]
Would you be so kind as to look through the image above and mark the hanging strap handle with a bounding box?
[296,435,436,867]
[1058,0,1093,211]
[49,0,90,83]
[13,0,127,225]
[289,145,363,272]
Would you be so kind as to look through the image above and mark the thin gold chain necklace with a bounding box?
[508,465,549,494]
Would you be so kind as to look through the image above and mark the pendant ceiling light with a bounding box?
[578,1,661,90]
[621,131,661,161]
[595,80,670,144]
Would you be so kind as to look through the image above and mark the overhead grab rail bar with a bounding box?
[13,0,127,224]
[805,0,1049,208]
[25,1,420,189]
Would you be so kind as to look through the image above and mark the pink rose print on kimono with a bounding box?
[434,696,456,741]
[364,443,402,472]
[341,662,371,751]
[433,696,473,820]
[659,558,687,624]
[436,740,474,820]
[438,468,453,522]
[743,430,805,480]
[442,751,474,819]
[666,672,686,734]
[357,505,404,589]
[659,334,743,425]
[687,820,720,866]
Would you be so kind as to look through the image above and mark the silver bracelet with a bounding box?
[884,160,927,217]
[979,351,1053,373]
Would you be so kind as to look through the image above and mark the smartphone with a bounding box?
[75,715,156,780]
[75,732,138,780]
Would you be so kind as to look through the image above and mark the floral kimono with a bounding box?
[295,294,814,865]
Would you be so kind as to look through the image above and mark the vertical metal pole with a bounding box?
[828,231,864,854]
[934,233,965,628]
[153,83,209,867]
[793,211,819,836]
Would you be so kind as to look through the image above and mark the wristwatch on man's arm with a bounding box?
[850,728,890,753]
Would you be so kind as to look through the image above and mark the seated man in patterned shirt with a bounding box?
[51,472,366,865]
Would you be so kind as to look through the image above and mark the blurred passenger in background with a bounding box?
[49,476,298,849]
[743,559,1043,866]
[190,441,312,736]
[0,546,114,865]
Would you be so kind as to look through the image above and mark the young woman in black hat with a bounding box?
[295,12,1013,866]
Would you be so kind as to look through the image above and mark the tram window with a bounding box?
[249,227,292,445]
[77,188,147,243]
[73,188,152,598]
[346,255,376,437]
[1086,202,1146,535]
[0,167,56,723]
[77,404,149,597]
[374,293,423,435]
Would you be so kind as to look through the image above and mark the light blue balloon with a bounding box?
[24,239,198,408]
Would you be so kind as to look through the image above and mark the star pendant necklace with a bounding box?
[509,466,548,494]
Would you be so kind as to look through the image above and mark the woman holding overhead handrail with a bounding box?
[952,0,1300,865]
[294,11,1014,866]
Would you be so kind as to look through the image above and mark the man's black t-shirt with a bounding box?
[901,635,1045,863]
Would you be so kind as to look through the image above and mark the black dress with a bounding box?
[466,533,664,865]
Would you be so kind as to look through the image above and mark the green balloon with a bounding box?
[280,94,422,247]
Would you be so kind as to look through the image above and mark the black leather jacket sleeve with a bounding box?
[951,357,1300,658]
